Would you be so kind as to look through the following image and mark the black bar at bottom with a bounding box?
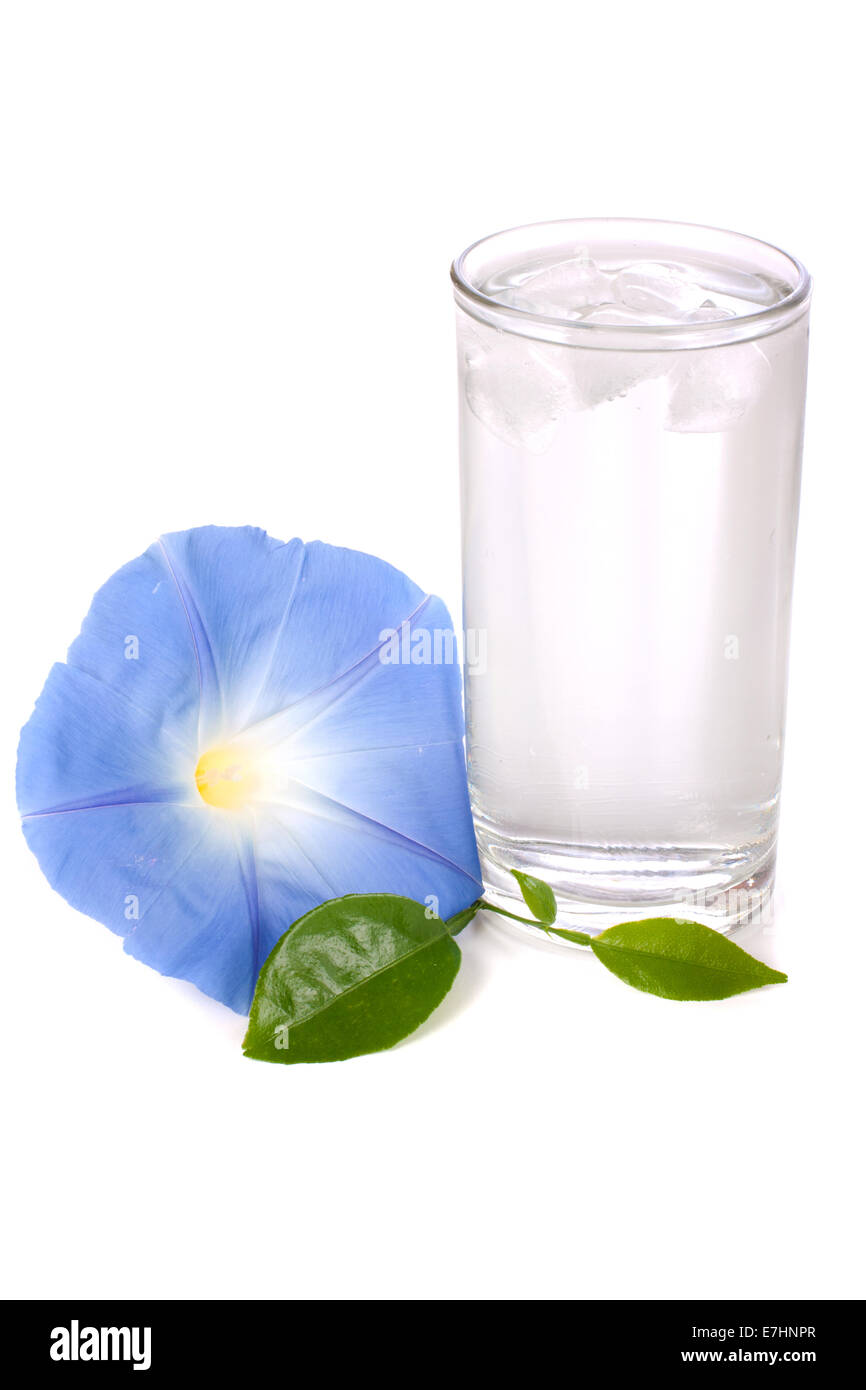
[1,1299,857,1374]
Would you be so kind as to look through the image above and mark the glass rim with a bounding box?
[451,216,812,351]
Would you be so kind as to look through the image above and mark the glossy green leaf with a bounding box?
[586,917,788,1001]
[510,869,557,924]
[243,894,461,1064]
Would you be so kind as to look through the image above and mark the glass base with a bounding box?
[477,828,776,943]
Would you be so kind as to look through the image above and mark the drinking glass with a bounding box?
[452,218,811,935]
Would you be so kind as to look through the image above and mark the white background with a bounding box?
[1,0,863,1301]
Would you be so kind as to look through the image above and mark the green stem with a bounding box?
[545,924,594,947]
[479,898,593,946]
[478,899,551,929]
[447,897,594,947]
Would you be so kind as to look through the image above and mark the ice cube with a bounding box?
[459,317,572,452]
[682,301,735,324]
[560,307,668,406]
[580,304,684,327]
[511,250,611,319]
[567,347,668,409]
[612,260,707,317]
[665,340,771,433]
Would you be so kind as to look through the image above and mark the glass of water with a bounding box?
[452,218,811,937]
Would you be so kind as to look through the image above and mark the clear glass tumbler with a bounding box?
[452,218,811,936]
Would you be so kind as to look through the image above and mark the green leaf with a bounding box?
[510,869,557,924]
[243,894,461,1064]
[587,917,788,1001]
[446,899,483,936]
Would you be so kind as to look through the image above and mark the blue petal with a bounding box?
[17,663,195,816]
[253,596,481,879]
[22,803,258,1012]
[67,541,200,744]
[253,788,479,956]
[159,528,429,741]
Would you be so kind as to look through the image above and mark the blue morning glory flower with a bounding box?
[17,526,481,1013]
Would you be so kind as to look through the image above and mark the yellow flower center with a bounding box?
[195,745,260,810]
